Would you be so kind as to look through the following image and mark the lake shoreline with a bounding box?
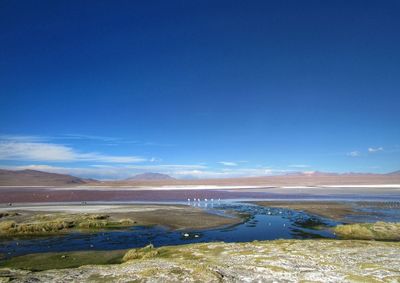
[1,185,400,204]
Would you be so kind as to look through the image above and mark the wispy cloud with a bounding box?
[0,133,173,147]
[347,151,360,157]
[163,167,290,179]
[218,161,238,166]
[0,141,146,163]
[62,134,175,147]
[0,134,47,142]
[149,157,162,162]
[368,147,384,153]
[60,134,121,142]
[288,164,310,168]
[346,147,385,157]
[124,164,207,170]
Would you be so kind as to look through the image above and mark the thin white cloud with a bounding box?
[0,133,173,148]
[124,164,207,170]
[0,142,75,162]
[347,151,360,157]
[60,134,172,146]
[288,164,310,168]
[61,134,120,142]
[218,161,238,166]
[79,152,146,163]
[368,147,383,153]
[173,167,290,179]
[0,142,146,163]
[0,134,47,142]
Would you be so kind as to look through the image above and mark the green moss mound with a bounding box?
[333,222,400,240]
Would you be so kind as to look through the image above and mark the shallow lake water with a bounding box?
[1,200,400,259]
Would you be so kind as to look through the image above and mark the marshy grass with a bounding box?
[0,213,135,236]
[333,222,400,240]
[0,250,125,271]
[122,244,159,262]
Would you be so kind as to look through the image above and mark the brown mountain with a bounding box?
[1,169,399,187]
[126,172,175,181]
[113,171,400,186]
[283,171,339,176]
[0,169,92,186]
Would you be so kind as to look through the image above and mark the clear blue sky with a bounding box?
[0,0,399,179]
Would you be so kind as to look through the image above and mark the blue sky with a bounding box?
[0,0,399,179]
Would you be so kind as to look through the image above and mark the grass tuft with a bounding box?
[0,214,136,236]
[122,244,159,261]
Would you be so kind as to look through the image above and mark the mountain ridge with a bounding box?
[125,172,175,181]
[0,169,92,186]
[1,169,400,186]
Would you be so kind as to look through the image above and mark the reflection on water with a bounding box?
[1,201,399,259]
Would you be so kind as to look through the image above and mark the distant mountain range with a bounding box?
[1,169,400,186]
[283,170,397,176]
[125,172,175,181]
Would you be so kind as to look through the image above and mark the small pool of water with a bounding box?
[0,202,340,259]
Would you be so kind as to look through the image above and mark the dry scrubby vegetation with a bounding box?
[333,221,400,240]
[0,213,135,236]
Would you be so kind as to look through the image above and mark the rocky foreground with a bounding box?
[1,239,400,282]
